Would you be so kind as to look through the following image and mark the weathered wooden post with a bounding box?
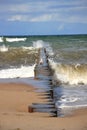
[34,65,38,80]
[28,106,34,113]
[50,89,53,99]
[29,47,58,117]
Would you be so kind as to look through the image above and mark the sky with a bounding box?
[0,0,87,35]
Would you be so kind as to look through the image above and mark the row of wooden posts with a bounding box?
[28,48,58,117]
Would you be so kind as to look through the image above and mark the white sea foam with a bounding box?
[33,40,45,48]
[57,103,87,110]
[0,45,8,52]
[49,59,87,85]
[54,86,87,116]
[0,65,35,78]
[22,46,35,50]
[33,40,54,56]
[6,37,26,42]
[46,46,54,56]
[0,37,3,42]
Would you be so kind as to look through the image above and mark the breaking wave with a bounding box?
[0,46,39,69]
[49,60,87,85]
[33,40,54,56]
[0,65,35,78]
[6,37,27,42]
[0,45,8,52]
[33,40,45,48]
[0,37,27,42]
[0,37,3,42]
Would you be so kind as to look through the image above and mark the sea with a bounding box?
[0,35,87,116]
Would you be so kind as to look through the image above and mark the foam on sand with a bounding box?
[0,65,35,78]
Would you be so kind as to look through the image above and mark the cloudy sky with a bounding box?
[0,0,87,35]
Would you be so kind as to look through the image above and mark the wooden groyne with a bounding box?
[28,48,57,117]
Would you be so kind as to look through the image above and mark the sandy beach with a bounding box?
[0,82,87,130]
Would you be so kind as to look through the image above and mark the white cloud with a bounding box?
[8,2,49,13]
[68,15,87,23]
[2,0,86,14]
[7,13,87,24]
[9,4,29,12]
[8,15,31,21]
[31,14,52,22]
[8,15,22,21]
[7,14,52,22]
[2,0,87,24]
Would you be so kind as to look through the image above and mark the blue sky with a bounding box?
[0,0,87,35]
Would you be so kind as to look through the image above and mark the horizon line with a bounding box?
[0,33,87,37]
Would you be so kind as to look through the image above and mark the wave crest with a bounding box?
[33,40,54,56]
[0,37,3,42]
[6,37,26,42]
[0,45,8,52]
[49,60,87,85]
[33,40,45,48]
[0,37,27,43]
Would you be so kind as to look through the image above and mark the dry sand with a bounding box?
[0,82,87,130]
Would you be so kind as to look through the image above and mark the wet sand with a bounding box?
[0,83,87,130]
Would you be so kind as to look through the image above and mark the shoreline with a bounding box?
[0,82,87,130]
